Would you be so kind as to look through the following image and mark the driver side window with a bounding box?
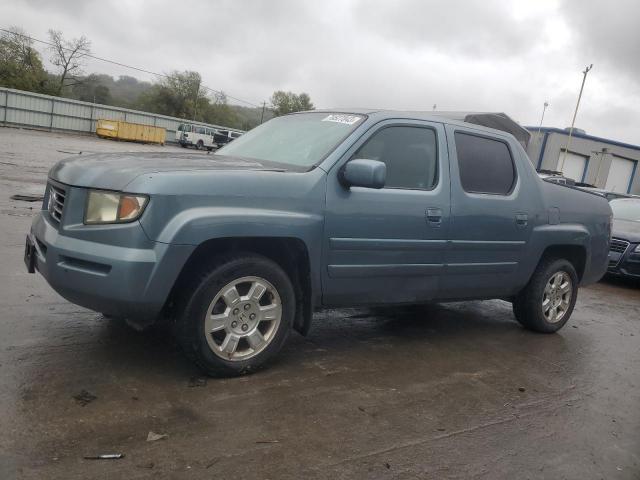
[352,126,438,190]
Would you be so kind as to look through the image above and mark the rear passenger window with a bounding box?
[353,126,438,190]
[455,132,515,195]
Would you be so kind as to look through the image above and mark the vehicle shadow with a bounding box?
[310,301,525,343]
[100,299,571,378]
[15,299,570,391]
[277,300,572,374]
[600,274,640,290]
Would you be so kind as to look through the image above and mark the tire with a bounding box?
[180,143,187,148]
[513,257,578,333]
[196,140,203,150]
[177,253,295,377]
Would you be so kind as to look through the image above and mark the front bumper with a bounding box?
[29,211,194,320]
[607,243,640,279]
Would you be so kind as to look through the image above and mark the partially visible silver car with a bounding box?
[607,198,640,279]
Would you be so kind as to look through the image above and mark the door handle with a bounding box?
[426,207,442,226]
[515,213,528,227]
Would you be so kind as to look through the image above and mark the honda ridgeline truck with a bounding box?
[25,110,612,376]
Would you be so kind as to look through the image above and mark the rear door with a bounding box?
[322,119,450,306]
[441,125,534,298]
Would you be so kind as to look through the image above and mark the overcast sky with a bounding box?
[2,0,639,143]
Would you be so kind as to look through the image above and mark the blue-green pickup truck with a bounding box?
[26,110,612,376]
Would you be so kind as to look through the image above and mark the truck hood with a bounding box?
[49,152,289,190]
[612,218,640,243]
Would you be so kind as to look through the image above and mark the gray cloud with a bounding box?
[559,0,640,82]
[353,0,542,58]
[1,0,638,144]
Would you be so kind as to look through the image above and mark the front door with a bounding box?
[322,119,450,306]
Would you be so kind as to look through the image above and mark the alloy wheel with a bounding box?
[542,271,573,323]
[204,276,282,361]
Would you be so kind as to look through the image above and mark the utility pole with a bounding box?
[193,78,201,122]
[593,147,609,187]
[260,101,266,124]
[536,101,549,136]
[559,64,593,171]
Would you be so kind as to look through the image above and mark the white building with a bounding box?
[526,127,640,195]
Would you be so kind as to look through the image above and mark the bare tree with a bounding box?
[47,29,91,95]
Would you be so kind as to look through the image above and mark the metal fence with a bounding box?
[0,87,243,143]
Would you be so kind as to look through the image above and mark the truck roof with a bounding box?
[308,109,530,148]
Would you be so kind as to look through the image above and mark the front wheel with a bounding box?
[513,258,578,333]
[178,254,295,376]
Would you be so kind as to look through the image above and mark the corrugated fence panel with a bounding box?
[92,107,126,121]
[125,112,155,124]
[8,108,51,128]
[156,118,181,142]
[154,117,177,129]
[1,90,7,124]
[54,100,92,119]
[52,115,92,132]
[10,91,53,114]
[0,87,244,142]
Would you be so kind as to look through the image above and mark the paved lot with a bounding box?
[1,127,639,479]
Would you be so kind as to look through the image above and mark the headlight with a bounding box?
[634,244,640,253]
[84,190,148,224]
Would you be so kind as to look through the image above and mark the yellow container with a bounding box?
[96,119,166,145]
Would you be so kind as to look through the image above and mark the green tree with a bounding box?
[201,92,242,128]
[0,26,51,93]
[137,70,207,120]
[93,85,111,104]
[270,91,314,116]
[70,74,112,104]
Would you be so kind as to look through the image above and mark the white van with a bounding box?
[176,124,217,150]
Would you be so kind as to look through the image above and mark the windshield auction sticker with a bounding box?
[322,114,361,125]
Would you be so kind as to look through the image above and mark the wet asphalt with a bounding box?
[0,127,639,479]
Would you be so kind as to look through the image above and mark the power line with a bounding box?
[0,27,263,108]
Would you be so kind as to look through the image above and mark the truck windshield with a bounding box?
[610,198,640,222]
[215,112,364,168]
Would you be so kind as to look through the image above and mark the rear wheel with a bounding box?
[513,258,578,333]
[196,140,204,150]
[177,254,294,376]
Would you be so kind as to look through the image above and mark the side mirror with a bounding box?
[341,159,386,189]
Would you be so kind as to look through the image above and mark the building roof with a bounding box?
[526,126,640,153]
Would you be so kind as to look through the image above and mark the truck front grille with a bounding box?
[48,183,66,223]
